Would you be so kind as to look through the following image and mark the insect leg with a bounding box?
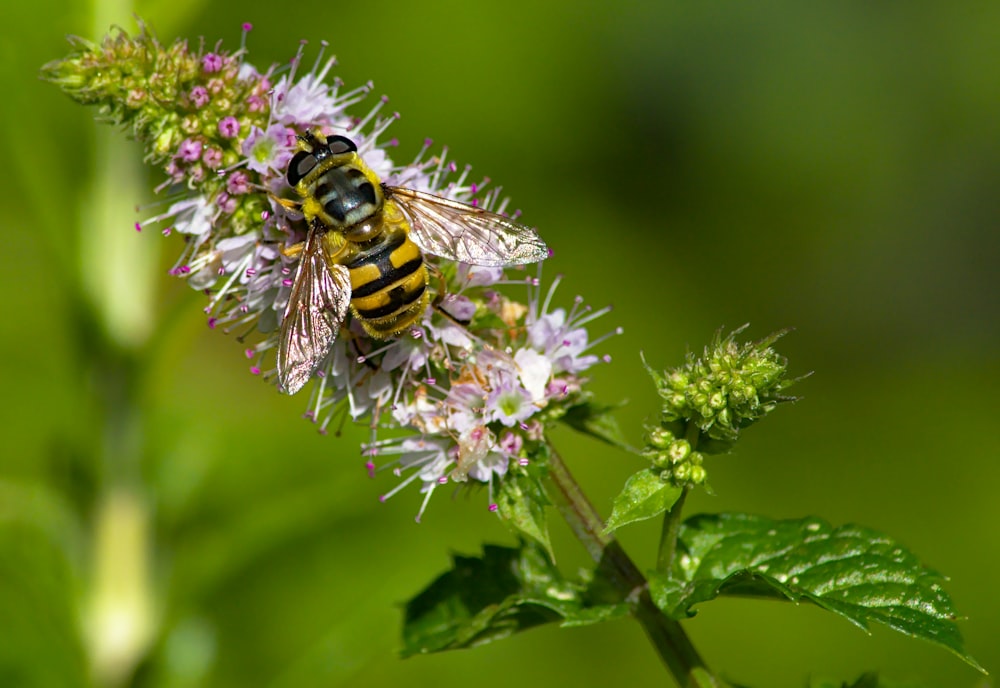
[426,265,472,327]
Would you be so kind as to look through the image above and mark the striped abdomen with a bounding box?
[339,226,429,338]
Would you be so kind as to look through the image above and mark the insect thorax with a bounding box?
[304,164,383,229]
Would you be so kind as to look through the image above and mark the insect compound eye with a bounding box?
[287,151,317,187]
[325,135,358,155]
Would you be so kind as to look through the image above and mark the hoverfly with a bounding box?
[275,131,548,394]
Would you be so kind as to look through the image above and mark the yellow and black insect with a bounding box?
[276,131,548,394]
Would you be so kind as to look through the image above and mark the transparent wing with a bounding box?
[277,230,352,395]
[386,186,548,267]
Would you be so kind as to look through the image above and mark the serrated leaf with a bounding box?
[603,469,683,533]
[648,513,984,673]
[559,400,635,451]
[558,602,631,627]
[495,466,553,558]
[401,542,628,656]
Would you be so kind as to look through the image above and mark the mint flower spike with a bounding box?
[643,326,802,487]
[45,23,622,520]
[364,269,620,522]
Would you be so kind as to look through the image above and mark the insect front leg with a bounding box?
[280,241,306,259]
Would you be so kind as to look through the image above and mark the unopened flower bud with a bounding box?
[668,440,690,464]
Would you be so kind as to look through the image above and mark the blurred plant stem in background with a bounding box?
[81,124,158,688]
[80,0,159,682]
[86,487,154,687]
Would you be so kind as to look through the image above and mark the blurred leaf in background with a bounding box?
[4,1,997,687]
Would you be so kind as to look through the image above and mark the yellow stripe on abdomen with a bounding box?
[346,232,429,338]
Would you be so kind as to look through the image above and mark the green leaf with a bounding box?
[558,602,631,627]
[495,461,553,558]
[401,542,628,656]
[558,400,635,451]
[603,469,683,533]
[649,513,984,673]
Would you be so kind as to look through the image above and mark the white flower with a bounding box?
[271,55,348,126]
[451,425,496,482]
[457,263,504,288]
[168,196,214,239]
[486,386,534,426]
[467,451,509,483]
[380,331,429,373]
[515,347,552,403]
[242,123,295,175]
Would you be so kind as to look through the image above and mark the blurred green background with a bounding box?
[3,0,998,686]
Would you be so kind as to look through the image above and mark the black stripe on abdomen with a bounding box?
[351,256,423,298]
[354,282,427,319]
[344,231,406,271]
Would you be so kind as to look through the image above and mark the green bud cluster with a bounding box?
[42,25,273,236]
[647,327,797,443]
[645,427,707,487]
[642,327,799,486]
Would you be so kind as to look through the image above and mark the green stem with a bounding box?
[656,487,688,574]
[547,448,721,688]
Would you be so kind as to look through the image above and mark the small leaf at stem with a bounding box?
[604,469,683,534]
[401,542,628,656]
[558,400,636,452]
[495,466,553,559]
[648,513,985,674]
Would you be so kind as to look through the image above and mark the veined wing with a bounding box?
[277,229,352,395]
[385,186,548,267]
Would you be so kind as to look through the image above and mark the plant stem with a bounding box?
[657,487,688,574]
[547,448,721,687]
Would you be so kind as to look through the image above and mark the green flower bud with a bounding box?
[673,463,691,482]
[651,451,672,470]
[648,427,674,449]
[181,114,200,134]
[715,408,731,431]
[690,465,707,485]
[668,440,691,464]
